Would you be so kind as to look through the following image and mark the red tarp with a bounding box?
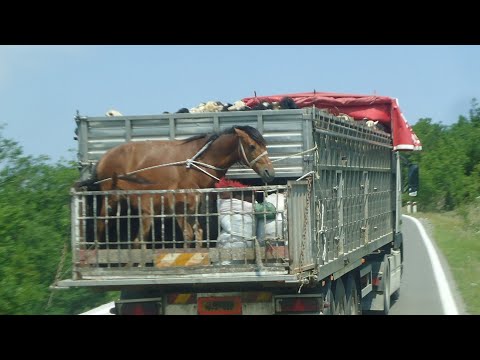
[242,92,422,151]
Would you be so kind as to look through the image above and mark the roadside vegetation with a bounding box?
[403,99,480,315]
[0,125,117,315]
[411,204,480,314]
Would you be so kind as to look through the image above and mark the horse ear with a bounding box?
[234,127,248,140]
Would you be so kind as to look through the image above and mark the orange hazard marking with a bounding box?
[167,293,196,304]
[242,291,272,303]
[155,252,209,267]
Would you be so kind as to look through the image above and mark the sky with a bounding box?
[0,45,479,163]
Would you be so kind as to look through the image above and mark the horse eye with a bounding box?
[249,144,256,151]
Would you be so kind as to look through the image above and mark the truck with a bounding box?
[56,91,422,315]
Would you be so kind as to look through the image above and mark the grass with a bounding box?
[412,203,480,315]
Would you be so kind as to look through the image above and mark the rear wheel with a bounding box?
[322,282,335,315]
[333,278,347,315]
[345,274,361,315]
[391,287,400,302]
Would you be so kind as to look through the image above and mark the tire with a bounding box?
[391,287,400,302]
[322,282,335,315]
[393,242,403,301]
[382,257,391,315]
[345,274,361,315]
[333,278,347,315]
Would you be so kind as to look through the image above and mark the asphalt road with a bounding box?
[81,215,466,315]
[388,215,464,315]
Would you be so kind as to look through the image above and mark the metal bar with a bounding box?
[72,185,288,196]
[57,272,298,288]
[125,119,132,141]
[126,194,132,265]
[315,129,392,149]
[150,194,155,259]
[161,195,165,247]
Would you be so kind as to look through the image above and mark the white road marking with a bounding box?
[403,215,459,315]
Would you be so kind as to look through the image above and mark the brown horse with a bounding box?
[90,125,275,248]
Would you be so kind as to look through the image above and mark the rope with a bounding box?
[186,140,215,168]
[239,141,268,167]
[188,162,221,181]
[187,160,226,171]
[271,145,317,163]
[94,160,187,184]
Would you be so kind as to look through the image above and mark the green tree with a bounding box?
[407,99,480,211]
[0,126,116,314]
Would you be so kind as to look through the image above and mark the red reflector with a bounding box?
[372,277,381,286]
[276,298,320,313]
[117,302,160,315]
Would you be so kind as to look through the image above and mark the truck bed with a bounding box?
[59,108,396,290]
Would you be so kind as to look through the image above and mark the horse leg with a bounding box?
[96,201,106,247]
[95,194,116,247]
[190,193,204,248]
[132,196,153,267]
[173,193,204,248]
[176,216,194,247]
[192,218,204,248]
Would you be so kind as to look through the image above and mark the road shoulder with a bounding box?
[403,215,468,315]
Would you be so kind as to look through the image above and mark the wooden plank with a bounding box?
[77,249,154,265]
[76,246,289,267]
[77,264,288,278]
[155,252,210,267]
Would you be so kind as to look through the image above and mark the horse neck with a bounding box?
[200,134,240,170]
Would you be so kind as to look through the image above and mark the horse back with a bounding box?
[96,139,204,190]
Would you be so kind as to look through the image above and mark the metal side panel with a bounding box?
[75,109,314,181]
[312,111,395,279]
[287,180,314,273]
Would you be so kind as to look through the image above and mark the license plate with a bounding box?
[197,296,242,315]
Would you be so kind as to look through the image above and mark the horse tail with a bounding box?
[74,163,100,191]
[74,178,100,191]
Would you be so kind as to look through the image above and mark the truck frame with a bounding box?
[58,105,407,315]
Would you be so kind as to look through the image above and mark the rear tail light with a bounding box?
[114,298,163,315]
[275,296,322,314]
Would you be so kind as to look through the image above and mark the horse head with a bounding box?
[234,126,275,183]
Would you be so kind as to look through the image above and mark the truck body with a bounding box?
[58,93,421,315]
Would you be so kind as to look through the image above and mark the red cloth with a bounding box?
[242,92,422,151]
[215,177,247,188]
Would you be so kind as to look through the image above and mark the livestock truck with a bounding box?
[55,91,422,315]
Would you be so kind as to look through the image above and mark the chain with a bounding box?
[46,242,68,310]
[298,175,313,293]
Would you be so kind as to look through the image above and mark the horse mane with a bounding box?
[181,125,266,147]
